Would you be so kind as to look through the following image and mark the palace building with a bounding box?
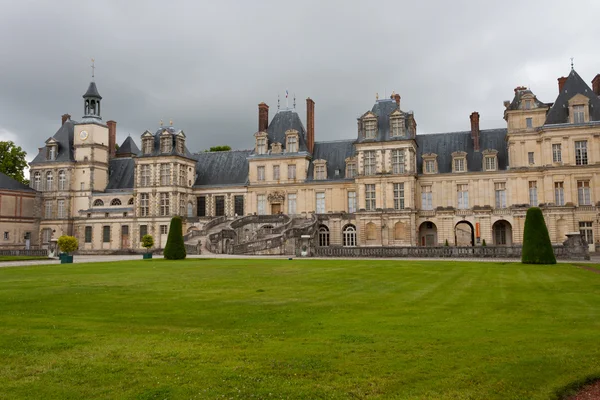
[14,67,600,254]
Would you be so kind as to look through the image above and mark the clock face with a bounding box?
[80,130,89,141]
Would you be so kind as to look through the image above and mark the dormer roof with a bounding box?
[545,69,600,124]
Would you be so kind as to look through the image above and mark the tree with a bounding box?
[163,216,186,259]
[482,239,487,246]
[141,234,154,253]
[209,145,231,152]
[521,207,556,264]
[57,235,78,255]
[0,141,28,185]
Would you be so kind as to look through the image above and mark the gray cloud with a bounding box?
[1,0,599,164]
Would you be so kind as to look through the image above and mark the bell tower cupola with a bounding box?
[83,81,102,121]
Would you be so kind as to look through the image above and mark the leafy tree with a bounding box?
[444,239,449,246]
[57,235,78,255]
[209,145,231,152]
[521,207,556,264]
[163,216,186,260]
[482,239,487,246]
[0,141,28,185]
[141,234,154,253]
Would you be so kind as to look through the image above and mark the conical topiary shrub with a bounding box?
[163,216,187,260]
[521,207,556,264]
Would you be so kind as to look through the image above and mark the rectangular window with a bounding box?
[143,139,153,154]
[85,226,92,243]
[574,105,585,124]
[287,194,297,214]
[365,184,376,211]
[525,100,531,110]
[575,141,588,165]
[529,181,538,206]
[421,185,433,210]
[552,144,562,163]
[579,221,593,244]
[3,231,8,240]
[160,225,168,235]
[393,183,405,210]
[197,196,206,217]
[392,150,405,174]
[160,137,172,153]
[257,194,266,215]
[528,152,534,165]
[578,181,591,206]
[287,136,297,153]
[215,196,225,216]
[365,119,376,139]
[140,193,149,216]
[346,163,357,178]
[179,165,186,186]
[485,156,496,171]
[256,138,267,155]
[176,138,185,154]
[80,182,85,191]
[140,165,151,187]
[160,193,170,216]
[316,192,325,214]
[364,151,376,175]
[554,182,565,206]
[425,160,435,174]
[391,118,403,137]
[257,166,265,181]
[348,191,357,213]
[160,164,171,185]
[287,164,296,180]
[495,182,507,208]
[102,226,110,243]
[457,184,469,209]
[273,165,280,180]
[234,195,244,216]
[57,199,66,218]
[315,164,326,180]
[454,158,465,172]
[45,200,53,219]
[42,229,52,244]
[179,198,185,216]
[139,225,148,241]
[526,117,533,128]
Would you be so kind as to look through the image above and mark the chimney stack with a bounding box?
[107,120,117,158]
[558,76,568,92]
[306,98,315,153]
[258,102,269,132]
[470,112,480,151]
[394,93,401,107]
[592,74,600,96]
[61,114,71,125]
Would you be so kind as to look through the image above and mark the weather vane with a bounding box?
[159,119,163,127]
[91,58,95,79]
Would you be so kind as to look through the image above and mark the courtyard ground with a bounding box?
[0,259,598,399]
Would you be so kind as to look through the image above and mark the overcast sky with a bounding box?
[1,0,599,165]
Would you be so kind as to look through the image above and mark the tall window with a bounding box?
[528,152,534,165]
[575,141,588,165]
[287,193,297,214]
[346,162,357,178]
[160,136,172,153]
[318,226,330,247]
[421,186,432,210]
[343,225,357,247]
[552,144,562,163]
[42,228,52,244]
[176,138,185,154]
[57,199,66,218]
[392,150,405,174]
[160,193,170,216]
[102,226,111,243]
[44,200,53,219]
[348,191,357,213]
[365,184,376,211]
[287,136,297,152]
[58,170,66,190]
[526,118,533,128]
[140,165,151,186]
[197,196,206,217]
[234,195,244,216]
[257,166,265,181]
[454,158,465,172]
[457,184,469,209]
[315,164,326,180]
[495,182,507,208]
[179,198,186,216]
[46,171,53,191]
[256,138,267,154]
[33,172,41,191]
[140,193,149,216]
[364,119,376,139]
[529,181,538,206]
[554,182,565,206]
[574,105,585,124]
[485,156,496,171]
[394,183,405,210]
[273,165,280,180]
[578,181,591,205]
[47,146,56,161]
[579,221,593,244]
[364,151,376,175]
[257,194,266,215]
[288,164,296,180]
[139,225,148,241]
[160,164,170,185]
[84,226,92,243]
[143,139,153,154]
[179,165,186,186]
[160,225,168,235]
[425,160,435,174]
[215,196,225,216]
[390,117,403,137]
[316,192,325,214]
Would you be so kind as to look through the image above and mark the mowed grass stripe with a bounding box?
[0,259,599,399]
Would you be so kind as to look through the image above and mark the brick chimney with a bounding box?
[306,98,315,153]
[470,112,480,151]
[258,102,269,132]
[558,76,568,92]
[61,114,71,125]
[107,120,117,158]
[394,93,401,107]
[592,74,600,96]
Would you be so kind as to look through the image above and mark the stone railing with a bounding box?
[233,235,285,254]
[184,242,202,255]
[0,249,49,257]
[201,215,229,234]
[183,229,203,242]
[230,214,290,229]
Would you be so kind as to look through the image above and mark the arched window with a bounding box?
[366,222,377,240]
[128,198,134,205]
[394,221,406,240]
[33,172,41,191]
[93,199,104,207]
[111,198,122,206]
[318,225,330,247]
[343,224,357,247]
[58,170,66,191]
[46,171,53,191]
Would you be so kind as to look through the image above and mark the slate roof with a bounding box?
[83,82,102,99]
[0,171,35,192]
[193,150,252,187]
[264,109,309,153]
[137,127,195,159]
[307,140,355,181]
[30,119,77,164]
[106,158,135,190]
[116,136,139,156]
[356,98,413,143]
[416,129,508,174]
[545,69,600,125]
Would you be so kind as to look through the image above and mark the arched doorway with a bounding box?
[492,220,513,246]
[455,221,474,246]
[342,224,357,247]
[419,221,437,246]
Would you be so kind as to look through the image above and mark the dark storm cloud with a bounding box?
[1,0,599,167]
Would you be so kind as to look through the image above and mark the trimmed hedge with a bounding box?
[163,216,187,260]
[521,207,556,264]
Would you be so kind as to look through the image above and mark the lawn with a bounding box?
[0,259,599,399]
[0,256,50,262]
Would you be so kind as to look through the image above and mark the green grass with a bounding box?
[0,256,50,262]
[0,259,599,399]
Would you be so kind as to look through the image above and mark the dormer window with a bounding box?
[422,153,438,174]
[160,134,172,153]
[525,100,531,110]
[452,151,467,173]
[255,132,268,155]
[46,140,58,161]
[390,112,404,137]
[285,130,299,153]
[314,159,327,180]
[574,105,585,124]
[345,157,357,178]
[143,138,153,154]
[364,118,377,139]
[482,149,498,171]
[176,134,185,154]
[271,143,282,154]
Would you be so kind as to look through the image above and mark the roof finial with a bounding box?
[169,118,173,126]
[293,93,296,109]
[376,92,379,100]
[277,94,280,111]
[159,119,163,127]
[91,58,95,80]
[570,57,574,70]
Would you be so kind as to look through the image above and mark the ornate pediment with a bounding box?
[267,191,285,203]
